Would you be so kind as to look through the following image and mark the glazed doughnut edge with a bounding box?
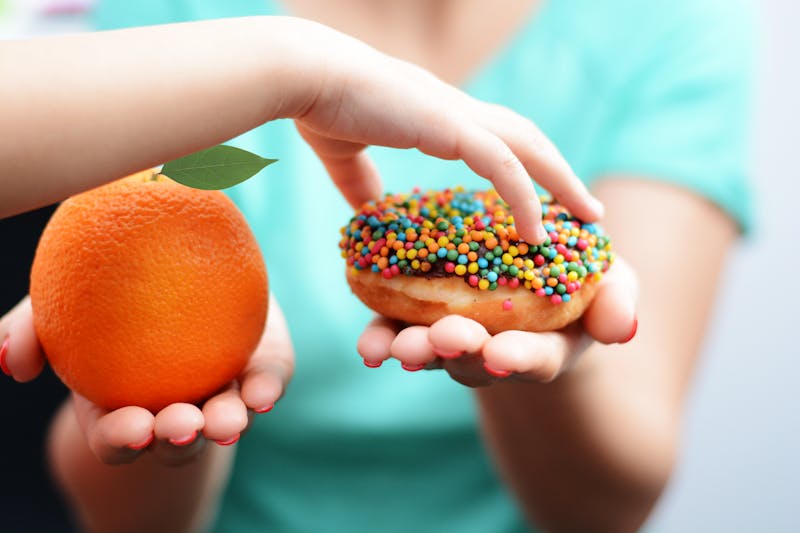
[346,268,597,334]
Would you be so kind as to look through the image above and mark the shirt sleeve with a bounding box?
[588,0,756,232]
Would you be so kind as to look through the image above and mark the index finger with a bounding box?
[408,112,547,243]
[451,125,548,244]
[475,102,605,223]
[437,84,605,224]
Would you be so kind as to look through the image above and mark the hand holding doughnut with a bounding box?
[356,258,638,386]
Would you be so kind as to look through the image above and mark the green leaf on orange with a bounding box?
[161,145,277,190]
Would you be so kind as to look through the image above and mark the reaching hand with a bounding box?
[2,16,601,242]
[289,20,603,243]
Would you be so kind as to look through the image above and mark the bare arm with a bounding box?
[476,179,738,532]
[0,17,320,216]
[358,178,737,531]
[0,17,602,240]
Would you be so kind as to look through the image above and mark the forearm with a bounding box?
[48,399,235,533]
[476,344,679,533]
[0,16,324,217]
[475,179,737,532]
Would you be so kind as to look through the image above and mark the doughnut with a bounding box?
[338,188,614,334]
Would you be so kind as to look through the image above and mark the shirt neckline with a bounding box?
[263,0,552,91]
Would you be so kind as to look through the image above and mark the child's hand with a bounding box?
[289,20,603,243]
[0,295,293,465]
[2,17,601,242]
[356,259,637,386]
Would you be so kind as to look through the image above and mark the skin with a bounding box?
[0,16,602,241]
[0,13,601,532]
[360,180,737,531]
[44,295,293,533]
[0,5,738,533]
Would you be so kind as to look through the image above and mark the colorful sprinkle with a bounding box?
[339,188,614,305]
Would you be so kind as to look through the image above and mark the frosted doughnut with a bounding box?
[339,188,613,334]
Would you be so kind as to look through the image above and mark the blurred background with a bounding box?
[1,0,797,531]
[646,1,800,531]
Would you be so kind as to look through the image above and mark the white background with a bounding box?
[647,1,800,531]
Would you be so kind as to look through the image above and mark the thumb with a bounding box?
[0,296,46,382]
[581,257,639,345]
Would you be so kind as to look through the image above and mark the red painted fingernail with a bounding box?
[401,362,426,372]
[432,347,462,360]
[0,336,11,377]
[483,363,512,379]
[127,433,154,451]
[168,431,198,447]
[215,434,240,446]
[254,404,274,414]
[363,359,383,368]
[621,317,638,344]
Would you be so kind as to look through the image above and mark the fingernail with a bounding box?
[401,362,426,372]
[215,434,240,446]
[254,404,274,414]
[168,431,198,447]
[0,336,10,377]
[621,317,638,344]
[432,347,462,360]
[536,224,548,244]
[483,362,512,379]
[127,433,154,451]
[363,359,383,368]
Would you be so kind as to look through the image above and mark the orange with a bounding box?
[29,170,268,412]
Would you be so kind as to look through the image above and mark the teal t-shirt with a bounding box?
[95,2,753,532]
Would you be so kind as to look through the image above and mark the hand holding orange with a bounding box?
[29,169,268,413]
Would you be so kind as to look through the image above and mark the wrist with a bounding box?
[251,16,335,121]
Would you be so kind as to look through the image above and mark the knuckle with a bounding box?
[525,129,549,156]
[498,151,521,175]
